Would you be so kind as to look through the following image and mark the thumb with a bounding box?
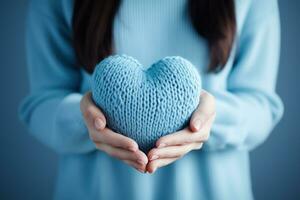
[190,90,216,132]
[81,92,107,130]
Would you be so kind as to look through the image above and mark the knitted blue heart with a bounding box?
[91,55,202,152]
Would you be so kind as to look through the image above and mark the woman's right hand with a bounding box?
[80,92,148,173]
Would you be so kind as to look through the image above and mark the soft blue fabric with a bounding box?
[19,0,284,199]
[92,55,202,152]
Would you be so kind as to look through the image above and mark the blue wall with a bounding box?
[0,1,299,199]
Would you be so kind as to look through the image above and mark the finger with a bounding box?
[156,128,201,147]
[193,142,204,150]
[190,90,216,132]
[123,160,146,173]
[157,125,213,147]
[81,92,107,130]
[147,158,178,174]
[191,113,216,143]
[148,143,196,160]
[90,128,139,152]
[96,143,148,164]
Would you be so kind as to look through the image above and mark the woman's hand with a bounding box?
[147,90,216,173]
[80,92,148,173]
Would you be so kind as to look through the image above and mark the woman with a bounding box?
[19,0,283,199]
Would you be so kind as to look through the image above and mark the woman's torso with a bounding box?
[55,0,254,199]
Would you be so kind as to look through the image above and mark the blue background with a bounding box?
[0,1,299,199]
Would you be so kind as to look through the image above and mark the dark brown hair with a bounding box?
[73,0,236,73]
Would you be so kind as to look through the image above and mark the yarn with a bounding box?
[91,55,202,152]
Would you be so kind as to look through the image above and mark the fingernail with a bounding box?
[157,143,166,148]
[94,118,104,130]
[150,155,159,161]
[193,118,202,131]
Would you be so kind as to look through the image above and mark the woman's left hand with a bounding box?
[147,90,216,173]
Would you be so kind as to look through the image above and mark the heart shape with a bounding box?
[91,55,202,152]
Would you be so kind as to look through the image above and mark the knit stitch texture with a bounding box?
[92,55,202,152]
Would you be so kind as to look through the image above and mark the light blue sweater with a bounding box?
[19,0,283,199]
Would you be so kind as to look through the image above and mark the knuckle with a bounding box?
[127,140,137,148]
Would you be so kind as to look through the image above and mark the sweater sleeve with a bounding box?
[204,1,284,151]
[19,1,95,154]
